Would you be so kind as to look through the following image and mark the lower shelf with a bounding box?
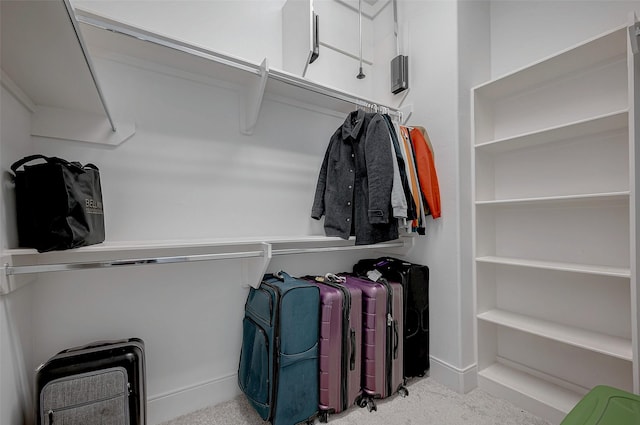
[478,362,583,425]
[0,235,415,295]
[477,309,632,361]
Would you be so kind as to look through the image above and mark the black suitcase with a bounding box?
[354,257,430,378]
[35,338,146,425]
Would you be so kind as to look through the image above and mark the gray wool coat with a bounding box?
[311,110,399,245]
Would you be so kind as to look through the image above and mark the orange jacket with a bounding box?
[408,126,441,219]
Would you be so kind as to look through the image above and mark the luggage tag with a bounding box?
[324,273,346,283]
[366,269,383,282]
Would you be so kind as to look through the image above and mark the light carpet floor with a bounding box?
[161,377,552,425]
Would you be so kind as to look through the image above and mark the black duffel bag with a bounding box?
[11,154,105,252]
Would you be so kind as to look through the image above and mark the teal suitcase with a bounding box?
[560,385,640,425]
[238,272,319,425]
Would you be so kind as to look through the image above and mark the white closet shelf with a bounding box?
[475,256,630,278]
[475,191,630,207]
[472,26,627,100]
[74,8,407,133]
[0,0,135,145]
[478,362,583,424]
[478,309,633,361]
[0,235,414,295]
[474,110,628,152]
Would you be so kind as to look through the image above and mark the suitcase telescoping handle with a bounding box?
[61,339,131,354]
[350,329,356,371]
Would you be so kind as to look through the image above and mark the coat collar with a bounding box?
[341,109,365,141]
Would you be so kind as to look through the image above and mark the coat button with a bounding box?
[347,202,351,206]
[346,218,350,222]
[348,185,352,189]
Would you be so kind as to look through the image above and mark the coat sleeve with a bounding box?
[311,138,333,220]
[389,131,408,218]
[365,115,395,224]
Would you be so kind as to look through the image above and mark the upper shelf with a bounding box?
[472,26,627,100]
[74,8,408,134]
[0,0,135,145]
[474,110,628,152]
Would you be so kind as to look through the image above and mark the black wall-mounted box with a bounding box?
[391,55,409,94]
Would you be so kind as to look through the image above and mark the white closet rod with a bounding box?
[3,240,406,276]
[269,69,402,120]
[74,9,402,121]
[272,241,404,256]
[3,251,265,276]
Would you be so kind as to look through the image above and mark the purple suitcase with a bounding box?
[340,274,406,411]
[303,276,362,422]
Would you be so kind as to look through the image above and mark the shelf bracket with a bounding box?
[1,255,37,296]
[240,58,269,135]
[399,103,413,125]
[242,242,272,289]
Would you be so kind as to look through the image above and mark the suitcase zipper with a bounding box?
[258,280,282,422]
[245,287,274,327]
[240,316,271,407]
[45,390,128,425]
[379,278,395,398]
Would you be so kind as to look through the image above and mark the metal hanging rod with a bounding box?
[270,70,402,119]
[273,241,404,256]
[4,250,266,276]
[3,239,408,277]
[74,8,402,120]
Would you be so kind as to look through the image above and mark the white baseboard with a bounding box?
[146,358,479,424]
[429,356,478,394]
[147,373,241,425]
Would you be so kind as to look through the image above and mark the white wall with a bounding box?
[457,0,490,390]
[490,0,640,78]
[0,85,36,425]
[399,0,467,390]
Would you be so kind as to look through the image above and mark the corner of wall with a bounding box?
[429,355,478,394]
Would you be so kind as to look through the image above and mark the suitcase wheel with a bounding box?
[366,398,377,412]
[357,396,368,409]
[399,386,409,398]
[319,411,329,423]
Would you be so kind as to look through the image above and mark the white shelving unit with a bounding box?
[0,5,415,296]
[472,24,639,424]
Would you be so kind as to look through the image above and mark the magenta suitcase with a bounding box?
[303,276,363,422]
[341,274,406,411]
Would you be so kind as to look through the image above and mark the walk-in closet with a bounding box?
[1,1,639,425]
